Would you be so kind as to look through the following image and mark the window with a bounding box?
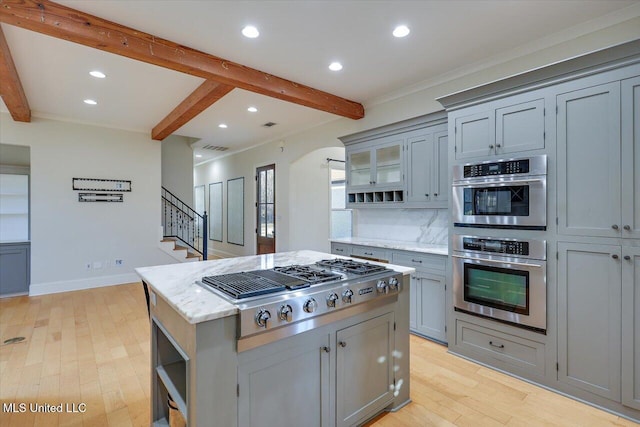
[330,165,352,239]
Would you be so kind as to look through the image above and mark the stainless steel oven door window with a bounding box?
[452,176,546,229]
[452,253,547,331]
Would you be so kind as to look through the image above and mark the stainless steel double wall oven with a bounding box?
[452,155,548,332]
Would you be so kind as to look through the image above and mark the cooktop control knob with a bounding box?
[342,289,354,304]
[377,280,390,294]
[255,309,271,328]
[326,293,339,308]
[388,277,399,290]
[278,304,293,322]
[303,298,318,313]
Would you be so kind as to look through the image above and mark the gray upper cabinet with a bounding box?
[495,98,545,155]
[622,76,640,239]
[556,78,640,239]
[622,246,640,410]
[406,123,448,208]
[346,137,404,192]
[558,242,622,402]
[341,112,447,208]
[454,110,495,160]
[453,95,545,160]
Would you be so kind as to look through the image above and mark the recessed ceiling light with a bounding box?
[195,154,202,158]
[247,106,258,113]
[89,70,106,78]
[218,123,228,129]
[393,25,410,38]
[242,25,259,38]
[329,62,343,71]
[83,99,97,105]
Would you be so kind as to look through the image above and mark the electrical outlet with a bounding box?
[115,259,124,267]
[93,261,103,270]
[85,262,92,270]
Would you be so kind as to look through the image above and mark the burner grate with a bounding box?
[201,272,286,299]
[272,265,342,285]
[315,259,389,275]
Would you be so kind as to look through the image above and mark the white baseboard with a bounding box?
[207,247,236,259]
[29,273,140,296]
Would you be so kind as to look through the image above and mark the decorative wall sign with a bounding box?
[73,178,132,192]
[209,182,223,242]
[78,193,124,202]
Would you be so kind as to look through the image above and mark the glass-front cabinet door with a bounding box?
[348,149,372,187]
[375,142,402,186]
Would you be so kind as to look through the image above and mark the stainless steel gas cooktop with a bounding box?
[197,259,402,341]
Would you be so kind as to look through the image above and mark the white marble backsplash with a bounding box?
[353,209,448,245]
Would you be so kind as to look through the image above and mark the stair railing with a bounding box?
[161,186,207,260]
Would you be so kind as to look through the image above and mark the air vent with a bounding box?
[202,145,229,151]
[262,122,277,128]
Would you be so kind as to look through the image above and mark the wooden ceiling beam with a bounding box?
[152,80,234,141]
[0,0,365,120]
[0,24,30,122]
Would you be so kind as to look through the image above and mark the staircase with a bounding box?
[160,187,207,263]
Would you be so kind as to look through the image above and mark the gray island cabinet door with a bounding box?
[237,331,331,427]
[556,82,621,238]
[622,247,640,410]
[558,242,622,402]
[336,312,394,427]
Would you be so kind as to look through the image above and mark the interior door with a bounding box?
[256,164,276,254]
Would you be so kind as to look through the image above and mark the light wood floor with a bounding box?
[0,283,638,427]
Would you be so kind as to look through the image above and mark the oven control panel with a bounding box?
[462,237,529,256]
[463,159,530,178]
[454,235,546,261]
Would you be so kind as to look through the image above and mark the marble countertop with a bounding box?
[330,237,448,256]
[136,250,414,325]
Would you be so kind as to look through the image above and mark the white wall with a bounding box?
[289,147,345,253]
[0,113,176,295]
[161,135,194,206]
[198,19,640,256]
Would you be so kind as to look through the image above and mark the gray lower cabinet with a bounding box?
[392,251,447,343]
[558,242,622,402]
[0,242,30,296]
[412,273,446,343]
[622,246,640,410]
[238,330,331,427]
[237,311,394,427]
[336,312,394,427]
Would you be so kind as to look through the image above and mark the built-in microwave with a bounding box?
[452,155,547,230]
[452,234,547,332]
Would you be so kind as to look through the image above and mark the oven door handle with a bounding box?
[451,254,544,269]
[452,178,544,187]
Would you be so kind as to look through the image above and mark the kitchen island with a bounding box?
[136,250,414,427]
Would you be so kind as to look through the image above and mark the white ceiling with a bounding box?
[1,0,639,163]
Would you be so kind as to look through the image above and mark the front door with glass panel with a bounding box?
[256,164,275,254]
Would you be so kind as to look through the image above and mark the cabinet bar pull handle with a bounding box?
[612,254,619,260]
[624,255,631,261]
[411,259,423,263]
[489,341,504,349]
[336,248,343,252]
[339,341,347,348]
[364,252,373,256]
